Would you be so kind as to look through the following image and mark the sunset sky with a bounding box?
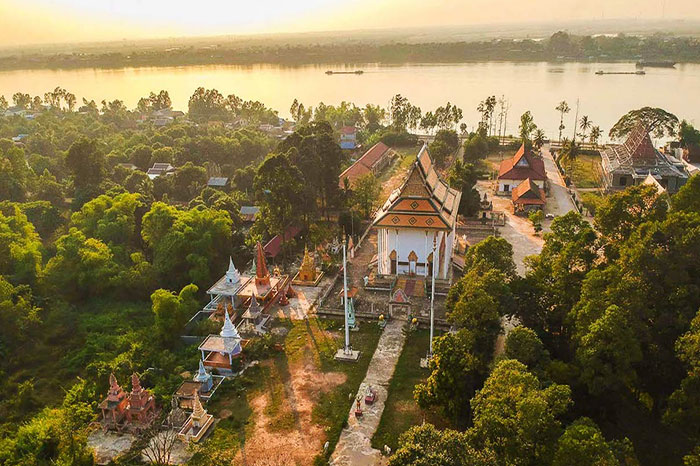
[1,0,700,46]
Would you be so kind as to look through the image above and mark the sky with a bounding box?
[1,0,700,47]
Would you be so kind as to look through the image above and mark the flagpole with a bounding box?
[343,236,350,354]
[429,236,436,358]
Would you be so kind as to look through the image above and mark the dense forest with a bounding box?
[1,32,700,71]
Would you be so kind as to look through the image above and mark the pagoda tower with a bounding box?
[254,242,270,287]
[225,257,241,287]
[194,359,213,393]
[99,373,128,431]
[220,310,240,339]
[126,372,156,428]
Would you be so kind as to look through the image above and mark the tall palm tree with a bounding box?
[555,101,570,143]
[579,116,592,143]
[533,129,546,151]
[589,126,602,148]
[560,138,580,172]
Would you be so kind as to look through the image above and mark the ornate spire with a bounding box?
[191,391,205,421]
[225,257,241,286]
[131,373,142,394]
[255,242,270,287]
[220,310,240,339]
[107,373,124,402]
[194,359,210,383]
[247,294,261,315]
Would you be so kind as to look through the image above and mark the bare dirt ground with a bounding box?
[237,331,347,466]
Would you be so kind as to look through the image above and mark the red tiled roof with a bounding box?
[498,144,546,181]
[264,226,302,258]
[512,178,546,205]
[622,123,658,163]
[339,142,391,188]
[340,126,357,135]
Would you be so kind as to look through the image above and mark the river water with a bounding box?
[1,62,698,141]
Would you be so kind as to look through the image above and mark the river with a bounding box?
[1,62,698,141]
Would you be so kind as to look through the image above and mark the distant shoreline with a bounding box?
[1,33,698,73]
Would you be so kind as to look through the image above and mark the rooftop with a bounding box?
[498,144,546,181]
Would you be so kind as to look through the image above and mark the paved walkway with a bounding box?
[331,318,407,466]
[542,144,577,217]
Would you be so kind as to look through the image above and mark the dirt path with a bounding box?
[237,332,347,465]
[330,319,406,466]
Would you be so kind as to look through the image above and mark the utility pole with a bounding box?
[429,236,436,358]
[572,98,580,144]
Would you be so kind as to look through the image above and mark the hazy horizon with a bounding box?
[2,0,700,48]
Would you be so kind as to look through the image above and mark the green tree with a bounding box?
[447,159,481,216]
[576,305,642,395]
[462,236,516,276]
[0,203,42,284]
[556,101,571,143]
[673,174,700,214]
[352,173,381,219]
[519,111,537,143]
[388,423,496,466]
[171,162,207,202]
[469,359,572,465]
[504,326,549,371]
[609,107,679,139]
[151,285,198,346]
[553,418,619,466]
[528,209,544,234]
[65,137,105,205]
[414,329,483,423]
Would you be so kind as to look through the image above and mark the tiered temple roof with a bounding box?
[373,145,461,230]
[602,123,687,178]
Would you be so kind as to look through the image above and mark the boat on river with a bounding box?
[325,70,364,75]
[636,60,676,69]
[595,70,646,75]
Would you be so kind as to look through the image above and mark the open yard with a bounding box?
[371,329,451,452]
[566,153,603,189]
[202,317,381,465]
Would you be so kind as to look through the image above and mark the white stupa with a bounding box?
[225,257,241,286]
[220,310,240,339]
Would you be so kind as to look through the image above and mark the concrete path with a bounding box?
[331,318,407,466]
[542,144,577,217]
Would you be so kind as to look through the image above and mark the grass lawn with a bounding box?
[371,329,451,451]
[203,317,382,463]
[568,153,603,188]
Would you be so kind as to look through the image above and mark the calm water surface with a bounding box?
[1,62,699,140]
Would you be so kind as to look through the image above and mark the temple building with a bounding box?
[292,246,324,286]
[511,178,546,214]
[198,311,243,374]
[125,373,157,430]
[204,244,285,314]
[373,145,461,280]
[174,360,224,409]
[497,144,546,195]
[99,373,129,431]
[239,294,271,335]
[177,391,214,443]
[601,123,688,193]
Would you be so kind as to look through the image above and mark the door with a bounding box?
[408,251,418,276]
[390,250,397,275]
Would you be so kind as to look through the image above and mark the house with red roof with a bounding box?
[497,144,546,195]
[511,178,546,214]
[339,142,394,188]
[339,126,358,150]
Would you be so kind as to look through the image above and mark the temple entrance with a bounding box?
[408,251,418,276]
[390,250,397,275]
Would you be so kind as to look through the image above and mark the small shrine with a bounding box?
[198,311,244,374]
[389,288,411,318]
[337,286,359,307]
[166,396,188,429]
[292,245,324,286]
[177,391,214,444]
[98,373,129,432]
[174,360,224,409]
[204,257,243,314]
[126,373,157,431]
[235,242,286,303]
[240,294,271,335]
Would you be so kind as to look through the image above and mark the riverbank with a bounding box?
[1,32,699,72]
